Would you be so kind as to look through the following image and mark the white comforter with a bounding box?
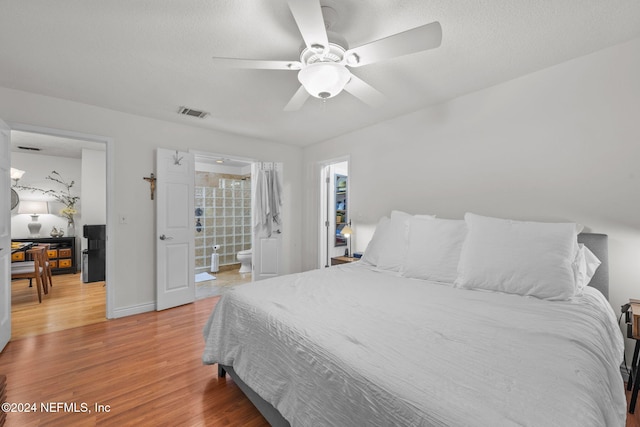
[202,263,625,427]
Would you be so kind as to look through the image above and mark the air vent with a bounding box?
[178,106,209,119]
[17,146,41,151]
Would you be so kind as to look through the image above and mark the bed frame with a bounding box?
[218,364,290,427]
[217,232,609,426]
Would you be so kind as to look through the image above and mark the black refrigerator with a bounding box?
[82,224,106,283]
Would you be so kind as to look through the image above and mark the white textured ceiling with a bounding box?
[1,0,639,147]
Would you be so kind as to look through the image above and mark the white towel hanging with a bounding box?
[253,162,283,237]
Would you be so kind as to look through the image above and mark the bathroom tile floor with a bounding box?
[196,268,252,300]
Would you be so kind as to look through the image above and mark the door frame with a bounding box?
[189,149,257,275]
[1,120,11,351]
[7,122,115,318]
[318,156,350,269]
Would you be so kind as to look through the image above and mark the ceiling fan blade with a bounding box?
[287,0,329,52]
[344,21,442,68]
[284,85,311,111]
[343,75,385,107]
[212,57,302,70]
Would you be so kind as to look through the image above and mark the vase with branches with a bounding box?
[15,171,80,235]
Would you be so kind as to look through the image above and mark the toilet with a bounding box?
[237,249,252,273]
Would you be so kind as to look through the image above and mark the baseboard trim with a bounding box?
[112,302,155,318]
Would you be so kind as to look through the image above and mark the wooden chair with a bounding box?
[11,246,47,303]
[34,243,54,292]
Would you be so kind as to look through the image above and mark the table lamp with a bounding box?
[18,200,49,237]
[341,222,353,257]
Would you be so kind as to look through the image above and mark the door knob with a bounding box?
[159,234,173,240]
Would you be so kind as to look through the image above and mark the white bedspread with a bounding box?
[202,263,626,427]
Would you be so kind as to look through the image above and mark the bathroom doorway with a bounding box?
[319,158,349,268]
[193,154,253,299]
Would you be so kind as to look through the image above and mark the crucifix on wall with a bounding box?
[143,173,156,200]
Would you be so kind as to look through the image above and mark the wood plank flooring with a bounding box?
[0,296,268,426]
[628,387,640,427]
[11,273,106,340]
[12,268,247,340]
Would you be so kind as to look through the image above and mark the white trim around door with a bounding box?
[7,122,116,319]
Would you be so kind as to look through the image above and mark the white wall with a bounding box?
[303,37,640,359]
[11,151,81,238]
[80,148,107,257]
[0,88,303,318]
[80,148,106,226]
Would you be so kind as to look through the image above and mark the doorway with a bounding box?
[193,154,253,299]
[8,125,111,339]
[319,159,349,268]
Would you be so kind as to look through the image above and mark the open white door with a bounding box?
[319,164,330,268]
[0,120,11,351]
[252,162,283,281]
[156,148,195,310]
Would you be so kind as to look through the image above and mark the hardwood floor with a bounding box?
[627,387,640,427]
[11,273,106,340]
[0,296,268,426]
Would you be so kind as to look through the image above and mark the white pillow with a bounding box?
[402,217,467,283]
[573,243,602,294]
[376,211,435,272]
[583,245,602,285]
[455,213,578,300]
[360,216,390,266]
[375,211,412,271]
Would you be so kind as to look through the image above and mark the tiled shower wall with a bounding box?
[195,172,251,272]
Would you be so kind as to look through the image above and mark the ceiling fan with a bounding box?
[212,0,442,111]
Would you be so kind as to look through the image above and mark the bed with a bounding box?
[202,213,625,426]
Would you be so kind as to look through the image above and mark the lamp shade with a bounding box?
[298,62,351,99]
[10,167,25,181]
[341,224,353,236]
[18,200,49,215]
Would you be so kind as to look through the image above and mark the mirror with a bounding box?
[11,188,19,210]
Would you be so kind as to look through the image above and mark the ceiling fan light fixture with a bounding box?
[298,62,351,99]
